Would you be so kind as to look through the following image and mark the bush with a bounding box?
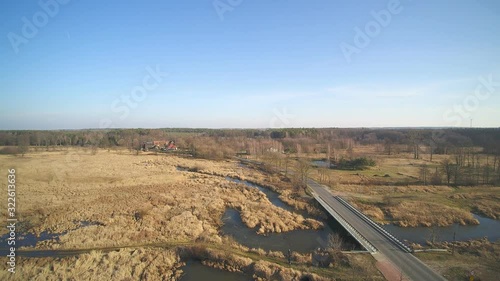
[333,157,375,170]
[188,164,207,172]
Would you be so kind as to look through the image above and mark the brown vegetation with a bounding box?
[0,148,351,280]
[0,248,183,281]
[386,201,479,227]
[2,126,499,279]
[0,149,323,250]
[179,245,333,281]
[416,239,500,281]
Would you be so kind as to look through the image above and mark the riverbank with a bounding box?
[0,148,383,280]
[315,179,498,228]
[415,239,500,281]
[0,149,323,248]
[0,241,383,280]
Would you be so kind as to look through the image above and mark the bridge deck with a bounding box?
[307,179,446,281]
[311,191,377,253]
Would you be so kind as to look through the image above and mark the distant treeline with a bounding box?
[2,127,500,185]
[0,128,500,153]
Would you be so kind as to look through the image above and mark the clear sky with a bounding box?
[1,0,499,129]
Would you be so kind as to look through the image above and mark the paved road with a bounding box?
[308,179,446,281]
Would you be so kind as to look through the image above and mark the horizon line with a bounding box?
[1,126,499,132]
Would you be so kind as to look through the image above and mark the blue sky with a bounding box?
[1,0,499,129]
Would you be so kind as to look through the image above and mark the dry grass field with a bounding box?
[0,148,323,247]
[2,248,184,281]
[415,239,500,281]
[303,149,500,227]
[1,144,498,280]
[0,147,382,280]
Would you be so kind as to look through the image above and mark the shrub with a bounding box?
[188,164,207,172]
[333,157,376,170]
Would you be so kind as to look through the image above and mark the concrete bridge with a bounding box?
[237,158,446,280]
[308,179,446,281]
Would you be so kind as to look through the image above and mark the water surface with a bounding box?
[221,208,360,253]
[180,260,252,281]
[225,177,294,212]
[383,214,500,245]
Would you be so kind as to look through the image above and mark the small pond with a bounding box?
[311,160,331,168]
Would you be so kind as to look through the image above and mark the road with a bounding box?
[308,179,446,281]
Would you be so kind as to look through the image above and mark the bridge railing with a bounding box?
[311,192,377,253]
[334,196,412,253]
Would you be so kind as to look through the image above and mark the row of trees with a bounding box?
[440,154,500,186]
[2,128,499,153]
[418,153,500,186]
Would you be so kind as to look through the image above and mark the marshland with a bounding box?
[0,128,499,280]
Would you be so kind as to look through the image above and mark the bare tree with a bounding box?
[429,139,435,162]
[327,233,344,253]
[283,152,291,176]
[17,134,29,157]
[419,164,430,185]
[295,159,311,192]
[430,168,442,185]
[441,159,453,185]
[318,166,329,184]
[384,138,393,155]
[408,131,421,159]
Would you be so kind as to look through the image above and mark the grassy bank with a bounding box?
[0,148,384,280]
[415,239,500,281]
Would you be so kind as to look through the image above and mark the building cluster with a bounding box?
[141,140,177,152]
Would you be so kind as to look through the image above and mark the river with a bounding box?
[383,214,500,245]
